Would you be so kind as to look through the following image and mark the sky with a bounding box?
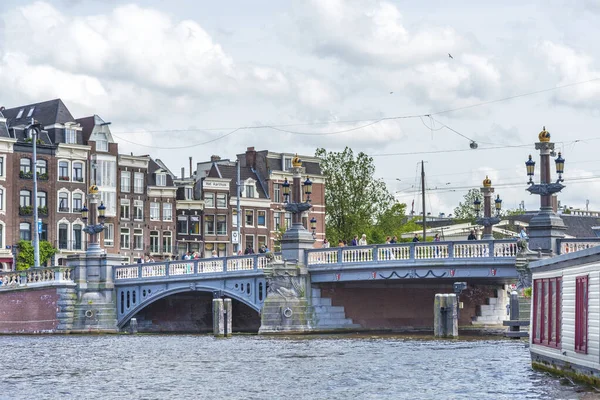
[2,0,600,216]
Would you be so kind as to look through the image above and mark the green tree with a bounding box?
[367,202,421,243]
[453,188,481,221]
[316,147,394,244]
[16,240,57,270]
[272,225,287,252]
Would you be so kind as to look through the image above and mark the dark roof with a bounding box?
[207,164,268,199]
[76,116,95,142]
[0,111,9,138]
[3,99,75,127]
[148,158,175,187]
[507,214,600,238]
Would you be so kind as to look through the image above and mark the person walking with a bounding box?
[468,230,477,240]
[323,238,330,248]
[351,235,358,246]
[434,234,441,242]
[412,233,420,242]
[390,236,397,244]
[358,234,367,246]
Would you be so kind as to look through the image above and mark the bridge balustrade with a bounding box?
[0,267,73,288]
[114,254,278,281]
[557,238,600,255]
[306,240,519,266]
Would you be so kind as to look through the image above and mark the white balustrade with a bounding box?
[227,257,254,271]
[142,264,166,278]
[561,241,600,254]
[27,268,54,283]
[307,250,338,265]
[198,259,224,273]
[0,271,21,287]
[453,243,489,258]
[494,242,518,257]
[378,245,411,261]
[414,244,449,259]
[342,247,373,263]
[115,267,139,280]
[169,262,195,276]
[257,256,271,269]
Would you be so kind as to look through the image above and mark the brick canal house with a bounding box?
[0,110,17,270]
[174,164,204,258]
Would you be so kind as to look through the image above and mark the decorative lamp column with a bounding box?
[475,176,501,240]
[81,185,106,255]
[524,127,566,254]
[310,216,317,239]
[280,155,315,263]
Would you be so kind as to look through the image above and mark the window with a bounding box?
[59,192,69,212]
[285,212,292,229]
[0,225,3,248]
[258,235,267,250]
[284,158,292,171]
[217,215,227,235]
[39,223,48,241]
[37,159,47,176]
[245,185,255,198]
[274,212,281,230]
[73,162,84,182]
[150,231,159,253]
[185,187,193,200]
[120,171,131,192]
[245,210,254,226]
[150,202,160,220]
[104,223,114,246]
[20,222,31,241]
[156,173,166,186]
[65,128,76,144]
[20,158,31,174]
[258,211,266,227]
[134,172,144,193]
[16,109,23,119]
[96,138,108,152]
[59,161,69,180]
[134,200,143,221]
[0,188,3,211]
[73,225,83,250]
[177,216,188,235]
[134,229,144,250]
[216,193,227,208]
[37,191,47,209]
[96,160,116,187]
[120,228,130,249]
[575,275,589,354]
[232,209,238,227]
[163,231,172,253]
[120,199,130,220]
[100,191,116,217]
[20,190,31,207]
[274,183,280,203]
[532,277,561,348]
[58,223,68,249]
[0,156,3,177]
[245,235,254,252]
[73,193,83,212]
[204,193,214,207]
[163,203,172,221]
[204,215,215,235]
[26,107,34,118]
[190,216,200,235]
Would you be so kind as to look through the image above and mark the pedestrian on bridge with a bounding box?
[359,234,367,246]
[351,235,359,246]
[468,230,477,240]
[323,239,330,248]
[412,233,420,242]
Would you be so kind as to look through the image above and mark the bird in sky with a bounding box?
[448,53,453,59]
[390,91,394,94]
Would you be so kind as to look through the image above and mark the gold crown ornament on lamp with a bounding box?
[88,185,99,194]
[538,126,551,142]
[292,154,303,168]
[482,176,492,188]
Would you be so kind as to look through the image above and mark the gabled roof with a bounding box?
[148,158,175,187]
[76,115,115,144]
[207,164,268,199]
[3,99,75,127]
[506,214,600,239]
[0,111,9,138]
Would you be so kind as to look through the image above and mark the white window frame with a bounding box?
[58,190,70,213]
[104,223,114,247]
[72,191,83,212]
[120,198,131,220]
[58,159,70,181]
[216,214,227,236]
[150,231,160,253]
[162,231,172,254]
[150,202,160,221]
[204,193,215,208]
[120,171,131,192]
[216,193,227,208]
[72,161,84,183]
[245,209,254,227]
[257,210,266,227]
[156,173,166,187]
[120,228,130,250]
[96,134,108,152]
[163,203,172,221]
[134,172,144,193]
[134,228,144,250]
[65,128,77,144]
[134,200,143,221]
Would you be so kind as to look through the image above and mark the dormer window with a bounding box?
[65,128,76,144]
[284,157,292,171]
[16,109,24,119]
[96,133,108,152]
[156,173,166,186]
[245,185,255,198]
[27,107,35,118]
[243,178,257,198]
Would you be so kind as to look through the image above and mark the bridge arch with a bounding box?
[117,285,262,329]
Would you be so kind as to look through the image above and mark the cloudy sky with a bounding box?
[2,0,600,216]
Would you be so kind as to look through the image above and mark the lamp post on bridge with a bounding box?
[524,127,566,254]
[80,185,106,254]
[280,155,315,262]
[473,176,502,240]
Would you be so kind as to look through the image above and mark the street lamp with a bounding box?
[473,197,481,216]
[523,126,567,255]
[303,177,313,202]
[81,185,107,254]
[494,195,502,216]
[310,216,317,239]
[26,119,42,268]
[282,178,290,203]
[475,176,501,240]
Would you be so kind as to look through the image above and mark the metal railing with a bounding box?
[114,253,283,281]
[306,240,519,266]
[55,240,86,251]
[557,238,600,255]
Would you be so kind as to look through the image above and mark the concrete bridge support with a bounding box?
[213,298,232,337]
[434,293,458,338]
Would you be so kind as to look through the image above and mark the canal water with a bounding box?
[0,334,594,400]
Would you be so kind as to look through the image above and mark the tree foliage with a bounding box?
[16,240,57,270]
[367,202,421,243]
[453,188,481,221]
[316,147,395,244]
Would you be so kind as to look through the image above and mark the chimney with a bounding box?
[189,157,192,178]
[246,146,256,169]
[181,167,184,180]
[210,155,221,162]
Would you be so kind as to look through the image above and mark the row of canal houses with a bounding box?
[0,99,325,270]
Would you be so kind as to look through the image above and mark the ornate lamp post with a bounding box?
[310,216,317,239]
[474,176,502,240]
[81,185,106,255]
[524,127,566,254]
[280,155,315,262]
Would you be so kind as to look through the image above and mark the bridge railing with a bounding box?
[0,267,74,288]
[306,240,518,266]
[557,238,600,255]
[114,253,281,281]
